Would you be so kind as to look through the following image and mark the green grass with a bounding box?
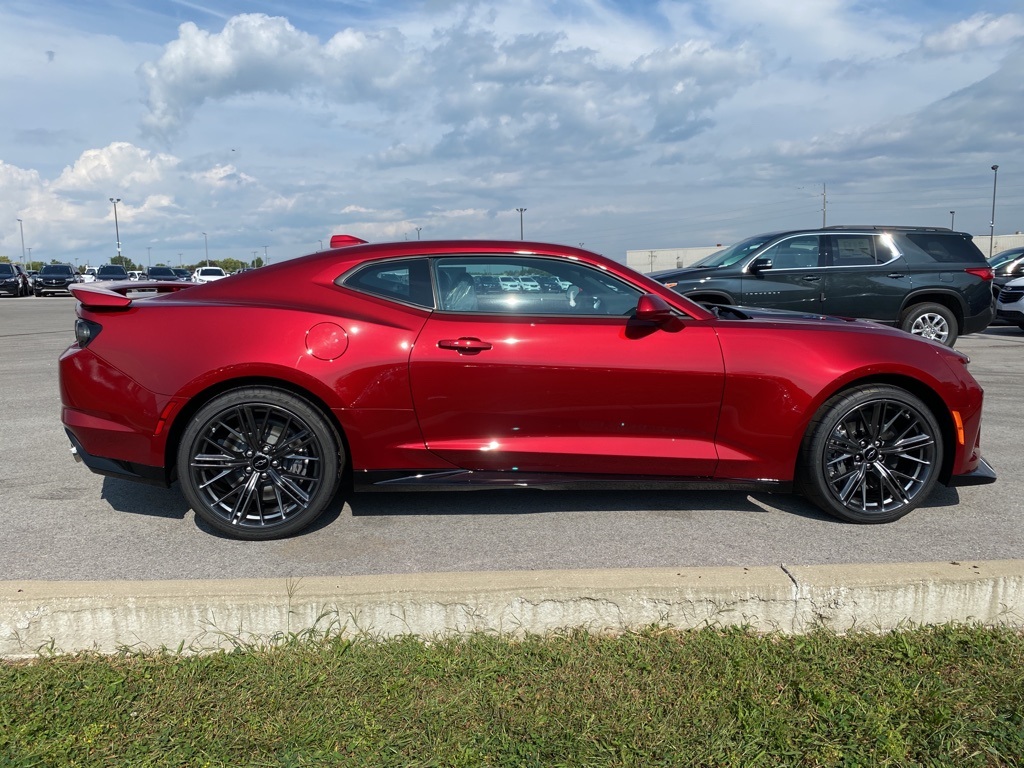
[1,625,1022,767]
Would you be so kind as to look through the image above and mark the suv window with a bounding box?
[40,264,74,276]
[0,264,14,276]
[97,265,129,278]
[758,235,821,269]
[904,232,986,264]
[828,234,895,266]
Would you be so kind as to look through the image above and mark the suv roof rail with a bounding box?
[822,225,953,232]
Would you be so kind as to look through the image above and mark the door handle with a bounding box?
[438,337,493,353]
[887,273,906,279]
[801,276,821,282]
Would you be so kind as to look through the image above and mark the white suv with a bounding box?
[996,277,1024,330]
[192,266,228,283]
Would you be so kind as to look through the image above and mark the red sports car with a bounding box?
[60,238,995,539]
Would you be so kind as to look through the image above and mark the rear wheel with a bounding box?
[900,303,957,346]
[798,385,942,524]
[177,387,343,540]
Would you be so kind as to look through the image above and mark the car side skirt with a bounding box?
[354,469,791,494]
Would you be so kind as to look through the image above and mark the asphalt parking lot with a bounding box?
[2,296,1022,583]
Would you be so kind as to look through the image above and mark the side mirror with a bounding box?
[635,293,676,323]
[750,257,773,272]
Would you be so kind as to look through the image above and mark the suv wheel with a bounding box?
[900,303,957,346]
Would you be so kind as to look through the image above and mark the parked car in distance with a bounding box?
[34,264,78,296]
[0,262,30,297]
[94,264,130,281]
[61,237,995,540]
[995,276,1024,330]
[498,275,522,291]
[172,268,192,281]
[147,266,187,281]
[127,270,144,281]
[651,226,993,347]
[989,246,1024,297]
[192,266,228,283]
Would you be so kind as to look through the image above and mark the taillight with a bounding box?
[75,319,102,347]
[965,267,993,281]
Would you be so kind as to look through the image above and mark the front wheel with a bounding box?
[900,303,957,346]
[798,385,943,524]
[177,387,344,540]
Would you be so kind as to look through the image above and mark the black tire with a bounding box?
[798,385,943,524]
[900,302,957,346]
[177,387,344,540]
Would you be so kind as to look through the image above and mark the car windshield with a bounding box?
[98,266,128,276]
[690,234,778,268]
[40,265,74,275]
[0,264,15,276]
[199,268,225,276]
[989,249,1024,268]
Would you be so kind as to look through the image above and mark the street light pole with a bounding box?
[202,232,209,266]
[989,165,999,258]
[318,239,323,251]
[416,227,422,240]
[515,208,526,240]
[263,245,269,265]
[109,198,122,259]
[147,246,151,268]
[16,218,25,263]
[949,211,955,229]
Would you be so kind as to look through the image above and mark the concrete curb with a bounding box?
[3,560,1023,657]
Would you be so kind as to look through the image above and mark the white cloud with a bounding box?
[922,13,1024,55]
[53,142,179,191]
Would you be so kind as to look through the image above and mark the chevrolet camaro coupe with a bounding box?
[60,238,995,539]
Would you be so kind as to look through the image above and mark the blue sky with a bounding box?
[2,0,1022,267]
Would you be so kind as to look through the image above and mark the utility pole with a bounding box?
[949,211,955,229]
[109,198,122,258]
[515,208,527,240]
[989,165,999,258]
[821,183,827,227]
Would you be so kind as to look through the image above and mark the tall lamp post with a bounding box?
[515,207,527,240]
[989,165,999,258]
[416,227,422,240]
[16,218,26,263]
[202,232,209,266]
[949,211,955,229]
[109,198,122,259]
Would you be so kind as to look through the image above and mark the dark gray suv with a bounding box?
[651,226,994,346]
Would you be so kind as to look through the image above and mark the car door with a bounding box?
[739,234,825,313]
[820,233,908,323]
[409,255,725,478]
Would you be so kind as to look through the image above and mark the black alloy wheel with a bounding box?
[177,387,343,539]
[799,385,942,524]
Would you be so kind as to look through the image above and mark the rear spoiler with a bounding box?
[70,280,196,309]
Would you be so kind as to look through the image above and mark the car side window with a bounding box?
[758,235,822,269]
[433,256,642,316]
[341,258,434,308]
[828,235,894,266]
